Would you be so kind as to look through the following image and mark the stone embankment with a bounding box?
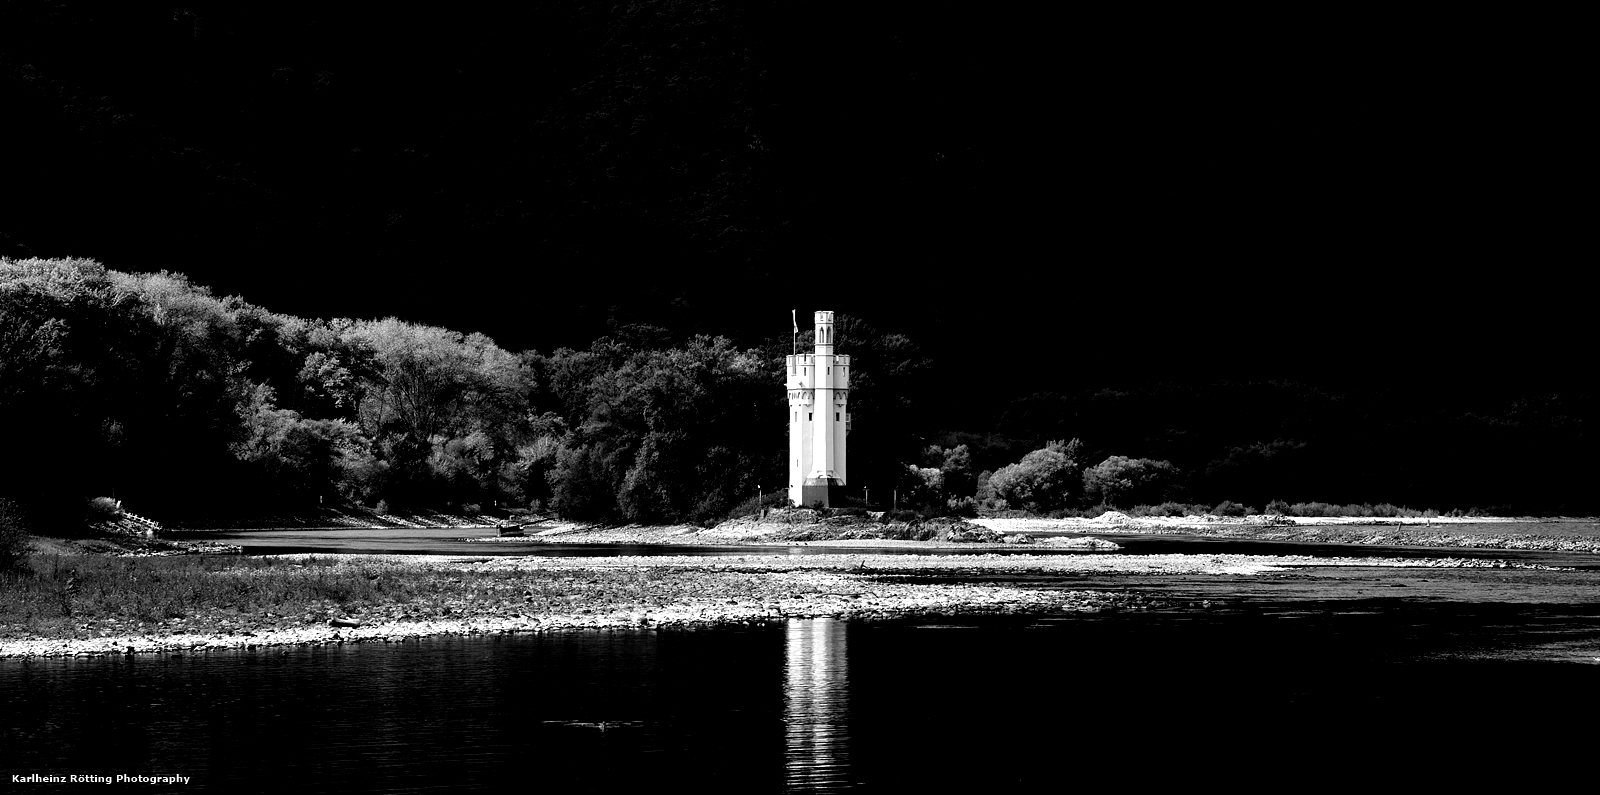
[0,552,1536,659]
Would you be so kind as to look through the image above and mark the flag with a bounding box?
[792,309,798,334]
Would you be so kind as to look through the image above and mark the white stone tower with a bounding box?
[787,310,850,507]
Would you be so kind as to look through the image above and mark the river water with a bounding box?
[6,536,1600,791]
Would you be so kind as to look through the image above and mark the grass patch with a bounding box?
[1286,502,1434,518]
[0,553,798,642]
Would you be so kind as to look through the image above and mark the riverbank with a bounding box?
[143,507,1600,555]
[0,551,1538,659]
[454,510,1600,554]
[973,514,1600,553]
[464,517,1121,550]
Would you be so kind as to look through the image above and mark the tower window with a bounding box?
[808,413,812,421]
[836,413,840,421]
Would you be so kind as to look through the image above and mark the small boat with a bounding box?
[497,522,525,537]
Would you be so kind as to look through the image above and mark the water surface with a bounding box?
[6,604,1598,792]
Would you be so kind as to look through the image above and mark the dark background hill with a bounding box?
[3,2,1589,513]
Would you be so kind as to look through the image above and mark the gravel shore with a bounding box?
[973,515,1600,553]
[0,551,1536,659]
[465,522,1123,550]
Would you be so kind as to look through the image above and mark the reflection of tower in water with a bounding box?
[783,618,851,790]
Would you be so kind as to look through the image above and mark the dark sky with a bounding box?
[3,3,1582,394]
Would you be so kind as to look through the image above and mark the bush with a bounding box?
[87,497,124,522]
[889,509,920,523]
[979,507,1031,519]
[939,445,977,499]
[1044,504,1112,519]
[1289,501,1335,517]
[0,499,33,573]
[1132,502,1209,517]
[877,523,940,541]
[988,439,1083,513]
[945,496,978,518]
[1281,501,1450,518]
[1081,455,1177,508]
[726,489,793,521]
[1211,500,1254,517]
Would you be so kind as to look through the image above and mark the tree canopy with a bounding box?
[3,257,1593,522]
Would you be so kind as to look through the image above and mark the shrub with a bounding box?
[1133,502,1209,517]
[87,497,124,521]
[889,509,920,523]
[1211,500,1253,517]
[899,465,946,514]
[0,499,33,573]
[1289,501,1334,517]
[939,445,977,499]
[980,507,1031,519]
[1081,455,1177,508]
[1265,499,1290,516]
[687,491,736,526]
[988,439,1083,513]
[1044,504,1112,519]
[975,470,995,505]
[945,496,978,518]
[729,489,790,521]
[877,523,939,541]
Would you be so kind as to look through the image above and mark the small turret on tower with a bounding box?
[786,310,849,508]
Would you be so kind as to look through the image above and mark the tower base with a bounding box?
[800,477,845,509]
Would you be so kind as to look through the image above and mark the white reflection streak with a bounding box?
[784,618,849,790]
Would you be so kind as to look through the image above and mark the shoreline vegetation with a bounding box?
[6,259,1593,548]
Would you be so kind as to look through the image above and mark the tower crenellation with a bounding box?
[787,310,849,507]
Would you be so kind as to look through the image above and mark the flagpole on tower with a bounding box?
[791,309,798,356]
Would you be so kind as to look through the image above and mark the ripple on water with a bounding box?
[784,618,852,791]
